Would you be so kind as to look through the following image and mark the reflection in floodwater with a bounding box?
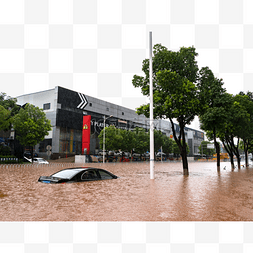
[1,161,253,221]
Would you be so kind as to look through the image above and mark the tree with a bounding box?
[237,92,253,167]
[132,127,149,156]
[218,94,250,169]
[12,103,52,161]
[0,93,19,131]
[98,125,123,153]
[119,128,135,161]
[198,67,227,171]
[173,140,189,158]
[0,144,11,156]
[98,126,150,161]
[198,141,215,157]
[0,105,11,131]
[161,135,174,154]
[247,139,253,159]
[133,44,200,175]
[154,130,165,152]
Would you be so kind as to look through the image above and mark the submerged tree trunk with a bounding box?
[222,138,235,169]
[181,124,189,175]
[233,138,241,169]
[31,146,34,163]
[181,150,189,175]
[230,155,235,169]
[235,154,241,168]
[170,118,189,175]
[213,129,220,171]
[214,140,220,171]
[244,140,249,168]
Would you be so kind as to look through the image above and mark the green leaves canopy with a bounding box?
[133,44,200,172]
[0,105,11,131]
[12,103,52,147]
[98,126,123,152]
[0,93,19,131]
[98,126,174,155]
[133,44,200,125]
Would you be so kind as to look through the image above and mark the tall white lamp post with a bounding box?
[149,31,155,179]
[103,115,113,164]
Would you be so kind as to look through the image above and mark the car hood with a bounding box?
[38,176,68,184]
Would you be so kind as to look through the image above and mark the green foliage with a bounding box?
[98,125,123,151]
[198,67,228,134]
[132,127,149,154]
[133,44,200,171]
[98,126,174,155]
[119,128,135,152]
[133,45,200,125]
[198,67,228,168]
[173,140,189,155]
[233,92,253,166]
[0,105,11,131]
[12,103,52,147]
[153,130,164,152]
[248,139,253,154]
[162,135,174,154]
[0,144,11,156]
[0,93,18,113]
[198,141,215,156]
[0,155,18,164]
[0,93,19,131]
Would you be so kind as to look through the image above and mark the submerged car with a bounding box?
[33,158,49,164]
[38,167,118,184]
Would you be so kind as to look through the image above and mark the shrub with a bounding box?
[0,155,19,164]
[0,144,11,156]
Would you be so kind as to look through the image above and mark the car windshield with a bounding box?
[51,168,85,179]
[36,158,44,161]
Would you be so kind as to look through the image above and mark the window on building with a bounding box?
[89,103,92,107]
[106,108,109,111]
[122,112,124,115]
[43,103,50,110]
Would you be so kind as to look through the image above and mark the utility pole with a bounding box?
[149,31,154,180]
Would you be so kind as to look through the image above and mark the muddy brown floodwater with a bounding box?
[1,161,253,221]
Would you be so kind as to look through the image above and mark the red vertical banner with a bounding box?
[82,115,91,155]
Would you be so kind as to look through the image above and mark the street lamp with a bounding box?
[149,31,154,179]
[103,115,113,163]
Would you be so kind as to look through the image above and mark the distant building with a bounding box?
[15,86,204,158]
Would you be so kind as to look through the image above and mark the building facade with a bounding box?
[16,86,204,158]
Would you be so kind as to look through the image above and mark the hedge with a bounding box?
[0,156,19,164]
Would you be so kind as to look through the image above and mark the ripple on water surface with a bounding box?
[1,161,253,221]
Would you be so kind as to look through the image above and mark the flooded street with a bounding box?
[1,161,253,221]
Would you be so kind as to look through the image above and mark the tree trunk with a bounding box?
[222,138,235,170]
[31,146,34,163]
[244,140,249,168]
[236,154,240,168]
[181,151,189,175]
[230,155,235,169]
[213,129,220,171]
[170,118,189,175]
[245,152,248,167]
[215,141,220,171]
[181,128,189,175]
[232,138,240,169]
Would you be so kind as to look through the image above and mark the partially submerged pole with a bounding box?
[149,31,154,180]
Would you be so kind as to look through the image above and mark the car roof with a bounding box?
[49,167,117,179]
[54,167,115,175]
[57,167,97,172]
